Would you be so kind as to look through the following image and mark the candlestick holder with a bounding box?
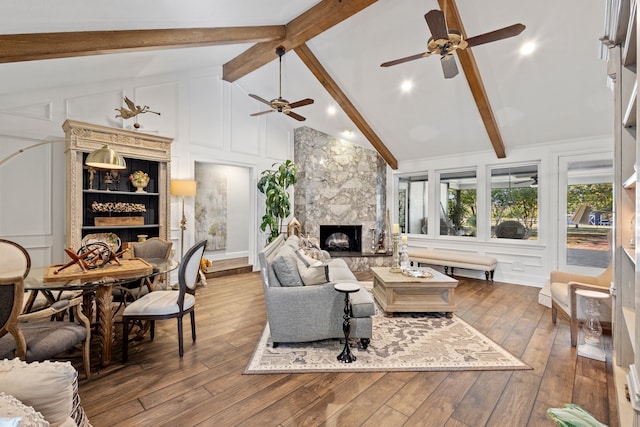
[390,232,401,272]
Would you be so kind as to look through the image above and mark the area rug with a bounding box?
[244,312,530,374]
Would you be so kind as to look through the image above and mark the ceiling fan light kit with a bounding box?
[249,46,314,121]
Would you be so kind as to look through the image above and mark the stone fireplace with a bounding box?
[293,126,389,270]
[319,225,362,255]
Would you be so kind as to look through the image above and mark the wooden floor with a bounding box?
[77,271,618,427]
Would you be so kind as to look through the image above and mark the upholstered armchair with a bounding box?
[549,261,612,347]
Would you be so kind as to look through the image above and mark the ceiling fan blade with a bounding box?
[381,52,431,67]
[249,94,272,106]
[441,55,458,79]
[425,10,449,40]
[250,110,274,117]
[285,111,306,121]
[288,98,314,109]
[465,23,526,48]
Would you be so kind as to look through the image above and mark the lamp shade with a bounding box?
[171,180,197,197]
[85,145,127,170]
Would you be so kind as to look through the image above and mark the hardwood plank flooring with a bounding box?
[77,271,618,426]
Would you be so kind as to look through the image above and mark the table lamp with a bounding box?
[171,179,197,259]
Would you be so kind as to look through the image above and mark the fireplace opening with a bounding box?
[319,225,362,255]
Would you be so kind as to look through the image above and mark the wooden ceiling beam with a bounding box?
[223,0,378,82]
[0,26,286,64]
[295,43,398,170]
[439,0,507,158]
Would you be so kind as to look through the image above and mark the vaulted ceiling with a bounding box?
[0,0,612,168]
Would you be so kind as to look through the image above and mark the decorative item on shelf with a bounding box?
[171,179,198,259]
[137,234,148,242]
[400,235,409,270]
[390,223,401,273]
[129,170,150,193]
[91,201,146,213]
[102,170,121,191]
[115,96,161,129]
[87,167,96,190]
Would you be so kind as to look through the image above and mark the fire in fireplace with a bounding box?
[319,225,362,254]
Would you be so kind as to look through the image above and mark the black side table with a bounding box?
[334,282,361,363]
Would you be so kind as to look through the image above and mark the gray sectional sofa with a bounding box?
[258,234,375,348]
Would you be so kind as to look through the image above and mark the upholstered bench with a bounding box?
[408,249,497,281]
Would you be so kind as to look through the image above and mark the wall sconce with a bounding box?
[171,179,197,259]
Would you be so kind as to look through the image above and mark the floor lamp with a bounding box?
[171,179,197,260]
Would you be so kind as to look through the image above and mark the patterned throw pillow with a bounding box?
[299,237,330,261]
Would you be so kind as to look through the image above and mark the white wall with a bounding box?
[389,137,613,287]
[0,65,293,268]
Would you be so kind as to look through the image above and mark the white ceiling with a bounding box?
[0,0,613,163]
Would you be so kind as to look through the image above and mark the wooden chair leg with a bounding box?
[551,305,557,324]
[122,318,129,363]
[150,320,155,340]
[190,311,196,342]
[570,318,578,347]
[177,316,184,357]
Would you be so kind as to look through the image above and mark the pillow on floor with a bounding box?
[0,359,88,427]
[0,392,48,427]
[294,250,329,286]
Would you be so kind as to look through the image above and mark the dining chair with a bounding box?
[114,237,173,306]
[122,239,207,361]
[0,275,92,379]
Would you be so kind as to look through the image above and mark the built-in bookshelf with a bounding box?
[62,120,172,251]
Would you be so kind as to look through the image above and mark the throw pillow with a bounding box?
[0,359,88,427]
[0,393,48,427]
[271,247,304,287]
[294,250,329,286]
[299,237,330,261]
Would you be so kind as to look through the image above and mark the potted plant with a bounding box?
[257,160,297,244]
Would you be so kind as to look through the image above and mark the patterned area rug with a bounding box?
[244,312,530,374]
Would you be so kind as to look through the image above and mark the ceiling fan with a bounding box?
[380,6,525,78]
[249,46,314,121]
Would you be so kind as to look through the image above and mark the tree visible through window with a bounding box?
[490,165,539,240]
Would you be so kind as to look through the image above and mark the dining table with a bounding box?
[18,257,179,367]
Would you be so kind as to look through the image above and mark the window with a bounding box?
[565,159,612,268]
[398,175,428,234]
[490,165,538,240]
[439,170,477,237]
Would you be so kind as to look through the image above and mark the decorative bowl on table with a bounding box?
[402,268,433,279]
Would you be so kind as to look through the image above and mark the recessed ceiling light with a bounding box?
[520,41,536,56]
[342,129,353,137]
[401,80,413,93]
[327,105,337,115]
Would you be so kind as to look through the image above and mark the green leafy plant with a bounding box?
[257,160,297,243]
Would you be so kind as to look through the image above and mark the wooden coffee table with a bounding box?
[371,266,458,317]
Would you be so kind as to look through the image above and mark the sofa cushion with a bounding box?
[0,359,89,427]
[294,250,329,286]
[271,246,304,287]
[349,289,376,318]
